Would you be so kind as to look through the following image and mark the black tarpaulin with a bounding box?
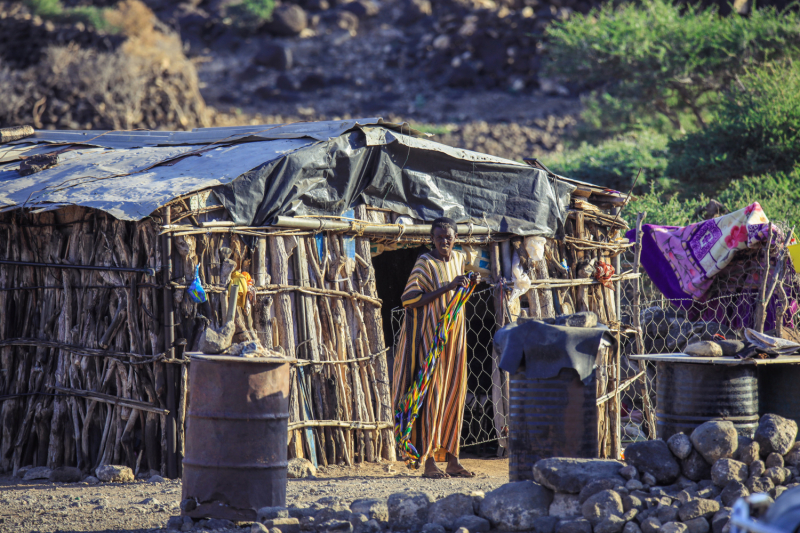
[495,320,614,383]
[212,127,574,236]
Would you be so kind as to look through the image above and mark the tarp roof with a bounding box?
[0,118,578,236]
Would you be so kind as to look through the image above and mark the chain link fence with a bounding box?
[617,221,800,443]
[391,287,507,453]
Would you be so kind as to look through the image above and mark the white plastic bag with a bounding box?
[524,236,546,262]
[509,251,532,302]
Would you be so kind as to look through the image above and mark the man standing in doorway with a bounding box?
[392,217,479,478]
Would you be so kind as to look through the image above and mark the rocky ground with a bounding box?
[0,458,508,533]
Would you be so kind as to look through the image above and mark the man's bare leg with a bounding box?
[445,452,475,478]
[423,456,449,479]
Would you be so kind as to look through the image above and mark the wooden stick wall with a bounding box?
[0,196,630,474]
[0,206,165,476]
[0,204,397,476]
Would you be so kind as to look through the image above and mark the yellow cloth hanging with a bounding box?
[230,271,252,308]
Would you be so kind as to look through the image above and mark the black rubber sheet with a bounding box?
[495,320,614,382]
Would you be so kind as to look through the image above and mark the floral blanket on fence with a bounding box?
[626,202,772,302]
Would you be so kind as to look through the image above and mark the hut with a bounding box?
[0,119,632,478]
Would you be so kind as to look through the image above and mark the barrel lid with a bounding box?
[187,352,297,364]
[629,353,800,365]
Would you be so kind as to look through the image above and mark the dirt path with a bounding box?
[0,458,509,533]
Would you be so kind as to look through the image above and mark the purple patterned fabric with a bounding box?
[626,202,771,302]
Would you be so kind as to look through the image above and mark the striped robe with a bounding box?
[392,251,468,462]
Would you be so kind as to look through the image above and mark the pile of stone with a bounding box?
[533,414,799,533]
[167,414,800,533]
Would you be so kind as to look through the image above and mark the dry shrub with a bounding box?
[0,0,209,131]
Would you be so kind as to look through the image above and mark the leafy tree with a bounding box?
[546,0,800,133]
[548,129,671,192]
[667,60,800,191]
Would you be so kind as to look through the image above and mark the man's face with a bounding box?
[432,227,456,257]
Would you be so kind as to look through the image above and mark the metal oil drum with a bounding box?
[759,364,800,438]
[655,361,759,440]
[508,367,597,481]
[182,354,294,521]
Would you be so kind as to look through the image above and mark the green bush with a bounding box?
[621,169,800,229]
[545,0,800,133]
[548,129,671,193]
[622,185,708,228]
[716,169,800,229]
[667,61,800,193]
[24,0,116,32]
[228,0,275,24]
[24,0,63,17]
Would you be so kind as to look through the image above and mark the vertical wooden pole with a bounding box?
[161,206,177,479]
[633,212,656,440]
[254,236,273,348]
[269,236,303,458]
[357,206,396,462]
[613,210,623,459]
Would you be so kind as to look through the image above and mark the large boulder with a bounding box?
[253,42,293,70]
[49,466,83,483]
[23,466,52,481]
[581,490,624,526]
[683,450,712,481]
[350,499,387,523]
[579,479,625,504]
[691,421,738,464]
[387,492,434,530]
[428,494,474,530]
[95,465,133,483]
[662,523,688,533]
[746,476,774,494]
[711,510,731,533]
[479,481,553,531]
[755,414,798,456]
[625,440,681,485]
[683,518,709,533]
[720,481,749,507]
[684,341,723,358]
[765,453,784,469]
[264,4,308,36]
[287,458,316,478]
[534,458,625,494]
[785,443,800,467]
[711,459,748,487]
[667,433,693,460]
[679,499,720,521]
[734,437,760,465]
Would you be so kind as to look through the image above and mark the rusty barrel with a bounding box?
[182,354,294,521]
[655,361,758,440]
[508,367,597,481]
[759,364,800,439]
